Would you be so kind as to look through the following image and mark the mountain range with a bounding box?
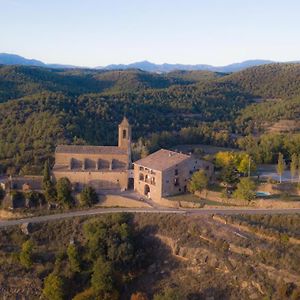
[0,53,284,73]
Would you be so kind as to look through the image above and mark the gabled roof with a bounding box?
[134,149,191,171]
[55,145,127,155]
[119,117,130,127]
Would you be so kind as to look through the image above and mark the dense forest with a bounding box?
[0,63,300,174]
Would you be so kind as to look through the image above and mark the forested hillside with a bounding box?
[223,63,300,99]
[0,62,300,174]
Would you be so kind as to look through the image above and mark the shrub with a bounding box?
[67,243,81,273]
[19,240,34,268]
[233,177,256,202]
[187,170,208,194]
[43,273,65,300]
[56,177,73,208]
[80,186,98,207]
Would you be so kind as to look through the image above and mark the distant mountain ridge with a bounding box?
[0,53,287,73]
[100,59,276,73]
[0,53,80,69]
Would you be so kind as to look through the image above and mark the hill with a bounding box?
[1,63,300,173]
[223,63,300,99]
[0,213,299,299]
[0,53,279,72]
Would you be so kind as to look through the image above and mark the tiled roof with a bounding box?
[55,145,127,155]
[134,149,191,171]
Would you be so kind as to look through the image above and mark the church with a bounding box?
[52,117,132,192]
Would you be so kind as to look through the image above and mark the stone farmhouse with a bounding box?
[51,117,213,202]
[134,149,213,202]
[52,117,132,192]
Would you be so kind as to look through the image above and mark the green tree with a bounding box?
[43,160,56,203]
[188,170,208,194]
[67,243,81,273]
[19,240,34,268]
[43,273,65,300]
[221,161,239,191]
[233,177,256,202]
[237,154,256,177]
[80,186,98,207]
[290,153,298,182]
[56,177,73,208]
[277,152,285,183]
[91,258,114,294]
[43,159,51,186]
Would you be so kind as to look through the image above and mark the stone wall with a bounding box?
[53,170,129,192]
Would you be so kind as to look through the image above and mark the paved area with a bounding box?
[0,207,299,228]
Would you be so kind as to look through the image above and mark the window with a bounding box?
[174,178,179,186]
[175,169,178,176]
[123,129,127,138]
[139,173,144,181]
[139,166,144,171]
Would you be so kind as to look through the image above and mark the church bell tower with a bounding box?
[118,117,132,165]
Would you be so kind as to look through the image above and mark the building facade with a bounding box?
[134,149,213,202]
[52,117,132,192]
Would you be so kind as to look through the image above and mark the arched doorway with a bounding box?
[144,184,150,197]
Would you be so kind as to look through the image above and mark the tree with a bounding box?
[19,240,34,268]
[43,273,65,300]
[43,160,56,203]
[221,161,239,191]
[215,151,236,168]
[43,160,51,186]
[237,154,256,177]
[91,258,114,294]
[188,170,208,194]
[290,153,298,182]
[233,177,256,202]
[277,152,285,183]
[67,243,81,273]
[56,177,73,208]
[80,186,98,207]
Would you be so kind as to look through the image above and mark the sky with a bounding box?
[0,0,299,67]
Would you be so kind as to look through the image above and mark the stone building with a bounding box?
[52,117,132,192]
[134,149,213,202]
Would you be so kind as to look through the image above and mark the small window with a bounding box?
[175,169,178,176]
[123,129,127,138]
[139,173,144,181]
[174,178,179,186]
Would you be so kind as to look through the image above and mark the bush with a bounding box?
[56,177,73,208]
[188,170,209,194]
[80,186,98,207]
[67,243,81,273]
[19,240,34,268]
[233,177,256,202]
[42,273,65,300]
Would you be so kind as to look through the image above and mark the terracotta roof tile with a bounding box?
[134,149,190,171]
[55,145,127,155]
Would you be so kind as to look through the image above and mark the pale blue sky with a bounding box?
[0,0,299,67]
